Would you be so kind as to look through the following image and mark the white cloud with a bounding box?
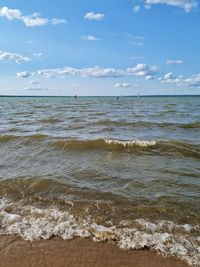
[163,72,174,80]
[146,75,153,80]
[22,16,48,27]
[24,85,59,91]
[114,83,132,88]
[38,66,125,78]
[51,18,67,25]
[0,6,66,27]
[166,59,183,65]
[145,0,197,12]
[24,86,48,91]
[84,12,105,21]
[16,71,32,78]
[38,67,78,78]
[33,52,43,58]
[0,50,29,63]
[133,5,141,12]
[127,63,158,78]
[37,64,159,80]
[81,35,99,41]
[159,72,200,88]
[0,6,21,19]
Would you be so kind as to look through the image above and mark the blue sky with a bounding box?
[0,0,200,96]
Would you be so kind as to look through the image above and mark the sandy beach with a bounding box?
[0,236,190,267]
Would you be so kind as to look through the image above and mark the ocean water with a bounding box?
[0,96,199,265]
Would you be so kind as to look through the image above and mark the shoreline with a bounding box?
[0,236,190,267]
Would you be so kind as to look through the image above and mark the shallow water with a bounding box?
[0,96,200,265]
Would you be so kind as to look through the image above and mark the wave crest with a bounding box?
[0,198,199,266]
[104,139,157,147]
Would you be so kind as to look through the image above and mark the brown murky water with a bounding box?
[0,96,200,265]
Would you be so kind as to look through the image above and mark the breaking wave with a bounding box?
[52,138,200,158]
[1,134,199,158]
[104,139,157,147]
[0,198,199,266]
[52,138,157,151]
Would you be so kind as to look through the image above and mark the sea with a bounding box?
[0,96,199,265]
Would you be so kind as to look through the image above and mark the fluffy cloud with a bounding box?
[166,59,183,65]
[159,72,200,88]
[33,52,43,58]
[162,72,174,80]
[22,16,48,27]
[133,5,141,12]
[14,62,158,81]
[81,35,99,41]
[145,0,197,12]
[146,75,153,80]
[38,67,77,78]
[114,83,132,88]
[0,6,21,19]
[127,64,158,77]
[24,86,48,91]
[51,18,67,25]
[38,66,125,78]
[84,12,105,21]
[16,71,32,78]
[37,64,159,80]
[0,6,66,27]
[0,50,29,63]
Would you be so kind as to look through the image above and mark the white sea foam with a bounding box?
[104,139,157,147]
[0,198,199,266]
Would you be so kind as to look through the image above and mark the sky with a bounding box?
[0,0,200,96]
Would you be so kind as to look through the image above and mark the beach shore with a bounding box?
[0,236,189,267]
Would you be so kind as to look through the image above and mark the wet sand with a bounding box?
[0,236,189,267]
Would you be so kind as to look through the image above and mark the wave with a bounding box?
[0,135,20,142]
[52,138,200,159]
[52,138,157,151]
[104,139,157,147]
[40,117,63,124]
[180,121,200,129]
[0,197,199,266]
[0,134,47,143]
[0,134,199,159]
[94,120,200,129]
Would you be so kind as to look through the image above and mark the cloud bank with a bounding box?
[145,0,197,12]
[159,72,200,88]
[16,64,158,81]
[0,6,67,27]
[0,50,29,63]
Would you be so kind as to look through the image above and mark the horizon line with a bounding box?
[0,94,200,98]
